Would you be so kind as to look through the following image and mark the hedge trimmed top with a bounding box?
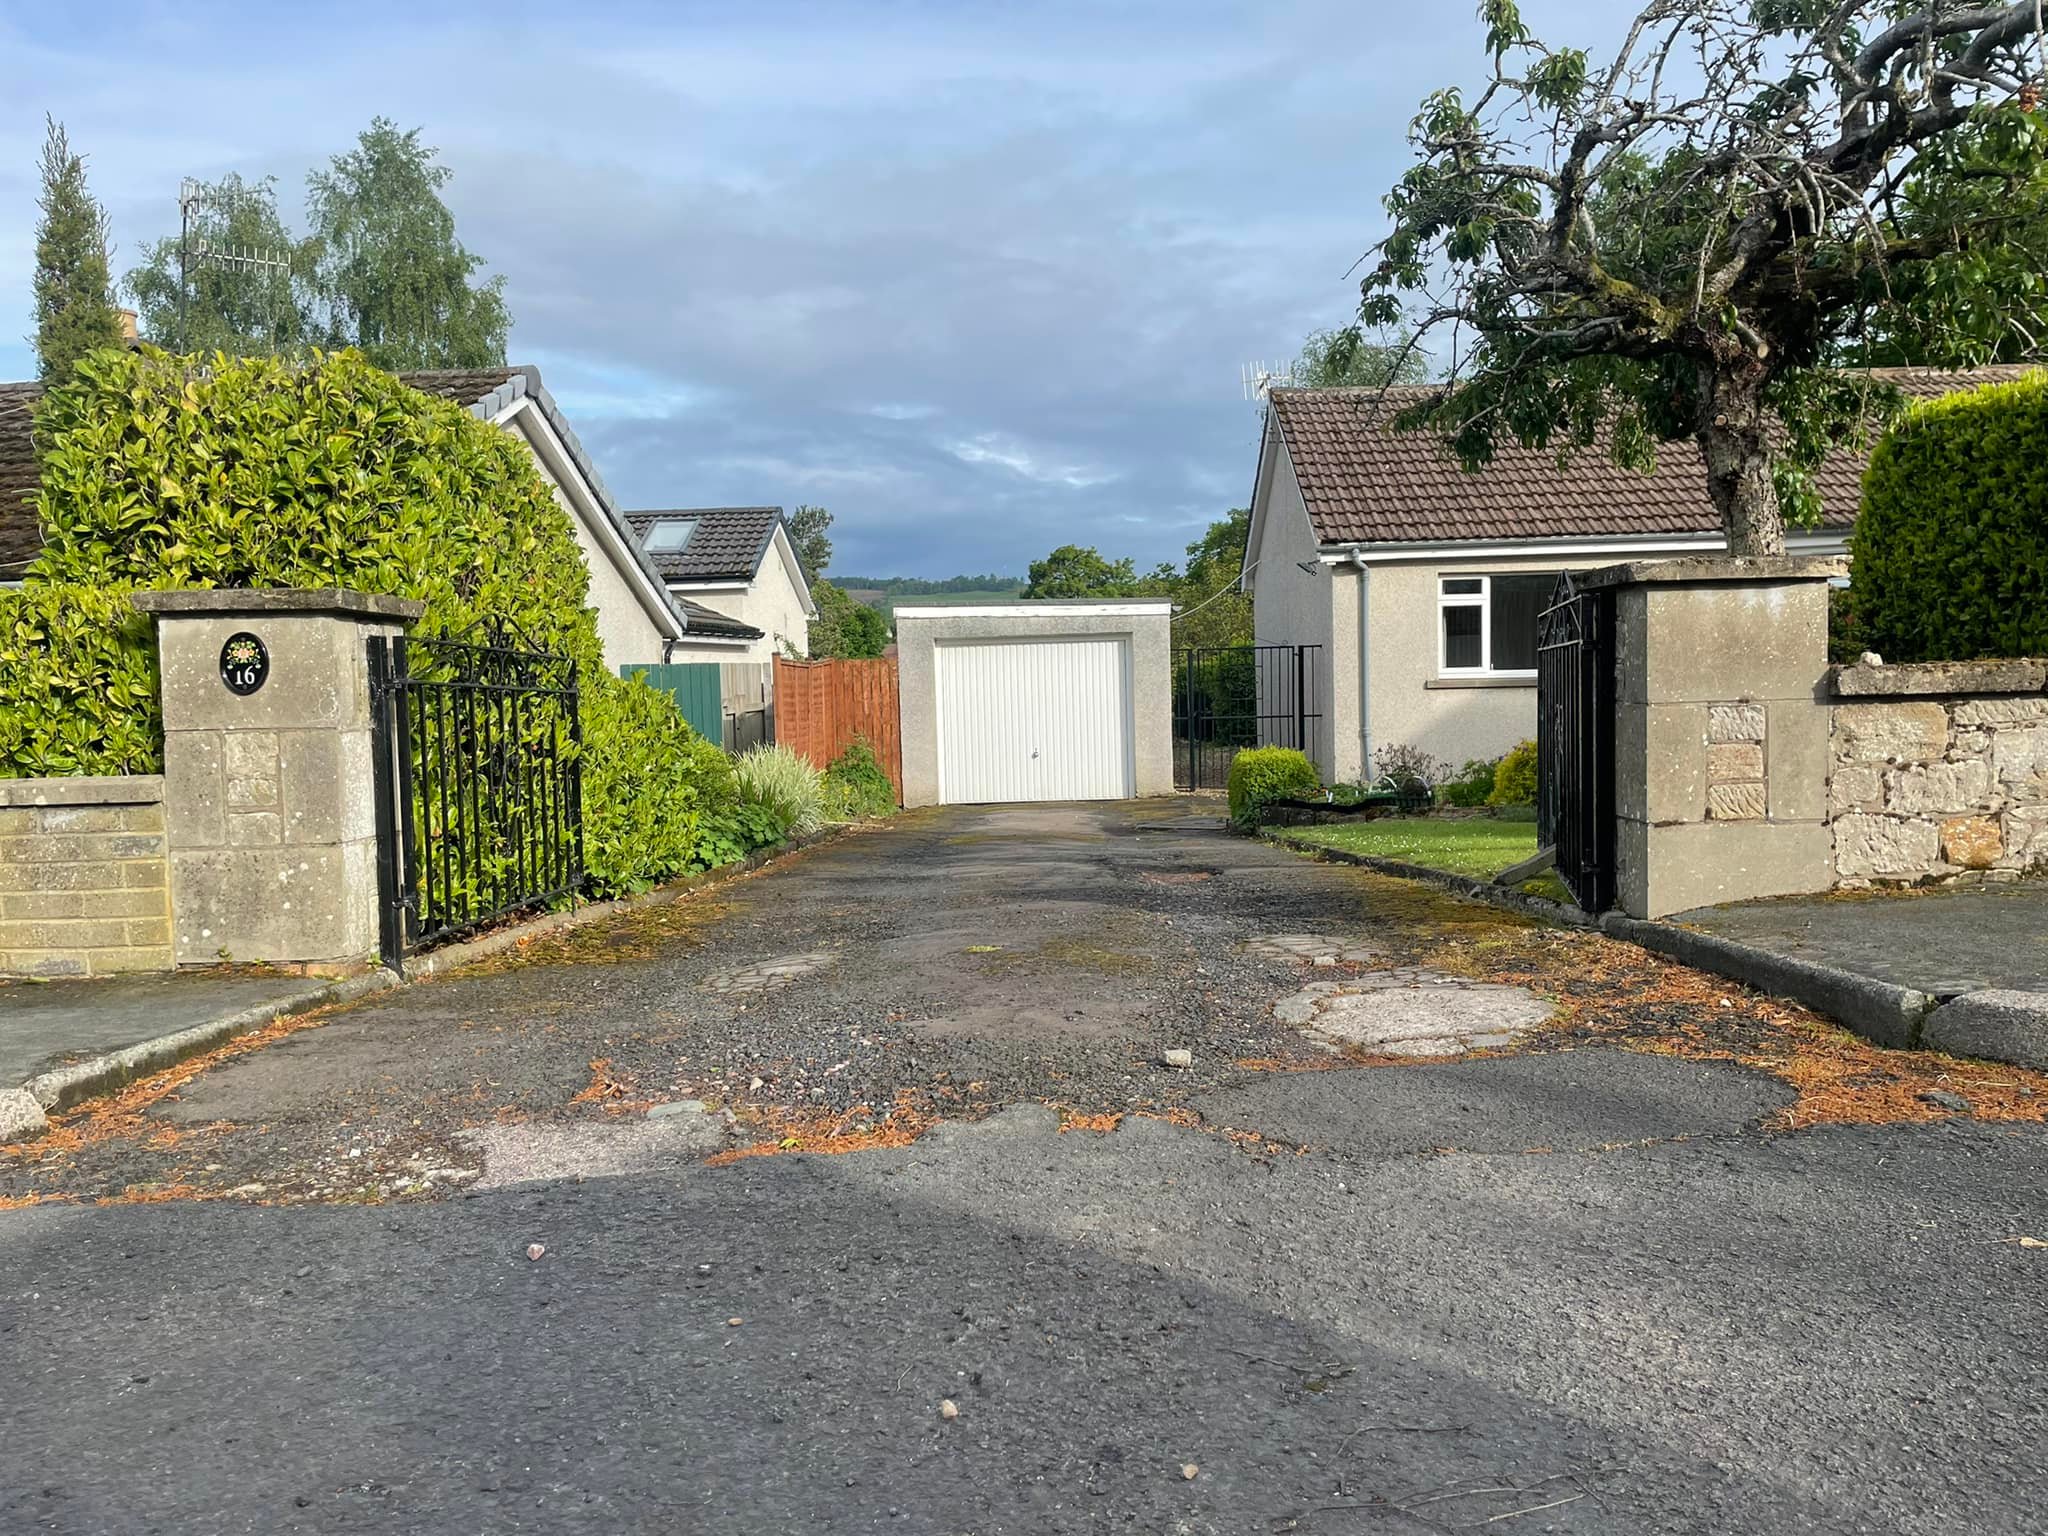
[1852,369,2048,664]
[30,348,601,663]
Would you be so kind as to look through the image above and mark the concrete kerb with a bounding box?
[1,824,861,1146]
[1259,829,1595,928]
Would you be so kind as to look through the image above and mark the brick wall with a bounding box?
[0,777,173,977]
[1829,660,2048,885]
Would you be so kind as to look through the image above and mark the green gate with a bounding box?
[622,662,723,742]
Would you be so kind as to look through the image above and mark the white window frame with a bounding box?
[1437,575,1540,679]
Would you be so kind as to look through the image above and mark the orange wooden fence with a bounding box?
[773,656,903,800]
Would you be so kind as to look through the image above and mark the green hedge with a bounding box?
[1852,371,2048,662]
[1488,739,1538,808]
[16,346,744,895]
[0,583,160,776]
[1227,745,1320,827]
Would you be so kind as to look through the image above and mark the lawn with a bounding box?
[1287,814,1570,901]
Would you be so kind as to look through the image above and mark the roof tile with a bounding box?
[1269,366,2038,547]
[626,508,787,584]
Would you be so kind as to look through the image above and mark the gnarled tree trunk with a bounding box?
[1695,360,1786,557]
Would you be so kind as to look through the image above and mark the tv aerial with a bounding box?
[1240,360,1296,401]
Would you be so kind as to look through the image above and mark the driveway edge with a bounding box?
[1261,830,1595,928]
[1595,915,1938,1050]
[1261,827,1963,1055]
[2,824,864,1145]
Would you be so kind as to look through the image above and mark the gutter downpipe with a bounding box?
[1350,552,1370,782]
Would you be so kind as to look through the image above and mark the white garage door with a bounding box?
[934,637,1134,804]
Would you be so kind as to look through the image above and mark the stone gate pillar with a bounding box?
[1583,557,1842,919]
[133,589,424,967]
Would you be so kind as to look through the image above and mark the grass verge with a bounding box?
[1285,814,1568,901]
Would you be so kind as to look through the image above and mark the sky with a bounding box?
[2,0,1611,580]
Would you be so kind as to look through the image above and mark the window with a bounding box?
[643,518,698,554]
[1438,573,1554,676]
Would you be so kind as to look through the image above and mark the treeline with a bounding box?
[831,574,1024,595]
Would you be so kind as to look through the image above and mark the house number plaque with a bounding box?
[219,632,270,696]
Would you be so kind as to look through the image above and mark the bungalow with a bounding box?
[0,365,690,671]
[1242,366,2029,782]
[625,507,818,664]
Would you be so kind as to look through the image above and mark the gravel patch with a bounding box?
[1197,1049,1797,1157]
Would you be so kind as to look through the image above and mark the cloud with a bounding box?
[0,0,1522,576]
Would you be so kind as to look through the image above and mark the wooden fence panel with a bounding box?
[773,656,902,800]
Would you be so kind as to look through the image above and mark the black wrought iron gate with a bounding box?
[1173,644,1322,790]
[369,624,584,972]
[1535,573,1616,912]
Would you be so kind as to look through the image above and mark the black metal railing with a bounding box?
[1535,573,1616,912]
[1172,644,1322,790]
[369,623,583,972]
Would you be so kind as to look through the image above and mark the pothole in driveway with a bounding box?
[1276,969,1554,1057]
[1246,933,1383,966]
[703,952,838,995]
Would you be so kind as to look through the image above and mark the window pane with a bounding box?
[1489,575,1552,672]
[645,519,697,553]
[1443,605,1482,669]
[1441,577,1483,596]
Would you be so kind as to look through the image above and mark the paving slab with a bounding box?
[0,971,327,1088]
[1670,881,2048,999]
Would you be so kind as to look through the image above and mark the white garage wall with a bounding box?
[895,603,1175,808]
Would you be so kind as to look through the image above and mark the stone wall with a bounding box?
[0,776,173,977]
[1829,659,2048,884]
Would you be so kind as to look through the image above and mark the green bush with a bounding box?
[18,346,739,897]
[0,583,160,776]
[1851,370,2048,662]
[1226,746,1320,827]
[580,677,741,892]
[1439,757,1499,808]
[735,744,825,837]
[820,737,897,821]
[1488,739,1538,807]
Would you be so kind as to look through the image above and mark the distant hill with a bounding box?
[833,575,1026,617]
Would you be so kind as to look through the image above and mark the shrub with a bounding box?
[820,737,897,821]
[1851,370,2048,662]
[1226,746,1320,827]
[1488,739,1538,807]
[0,583,160,776]
[1439,757,1499,808]
[580,676,738,892]
[736,744,826,837]
[1371,742,1447,790]
[18,346,731,898]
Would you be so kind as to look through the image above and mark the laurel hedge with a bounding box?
[0,582,160,776]
[8,346,748,894]
[1852,370,2048,663]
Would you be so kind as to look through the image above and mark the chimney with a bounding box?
[117,308,139,345]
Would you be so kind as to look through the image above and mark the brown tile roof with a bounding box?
[626,508,791,584]
[1268,366,2040,548]
[393,367,521,406]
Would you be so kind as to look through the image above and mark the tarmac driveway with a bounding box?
[5,796,2046,1203]
[5,800,2048,1531]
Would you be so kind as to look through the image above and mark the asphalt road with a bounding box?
[5,799,2047,1531]
[6,1105,2045,1534]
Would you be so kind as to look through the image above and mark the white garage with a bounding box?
[895,601,1175,808]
